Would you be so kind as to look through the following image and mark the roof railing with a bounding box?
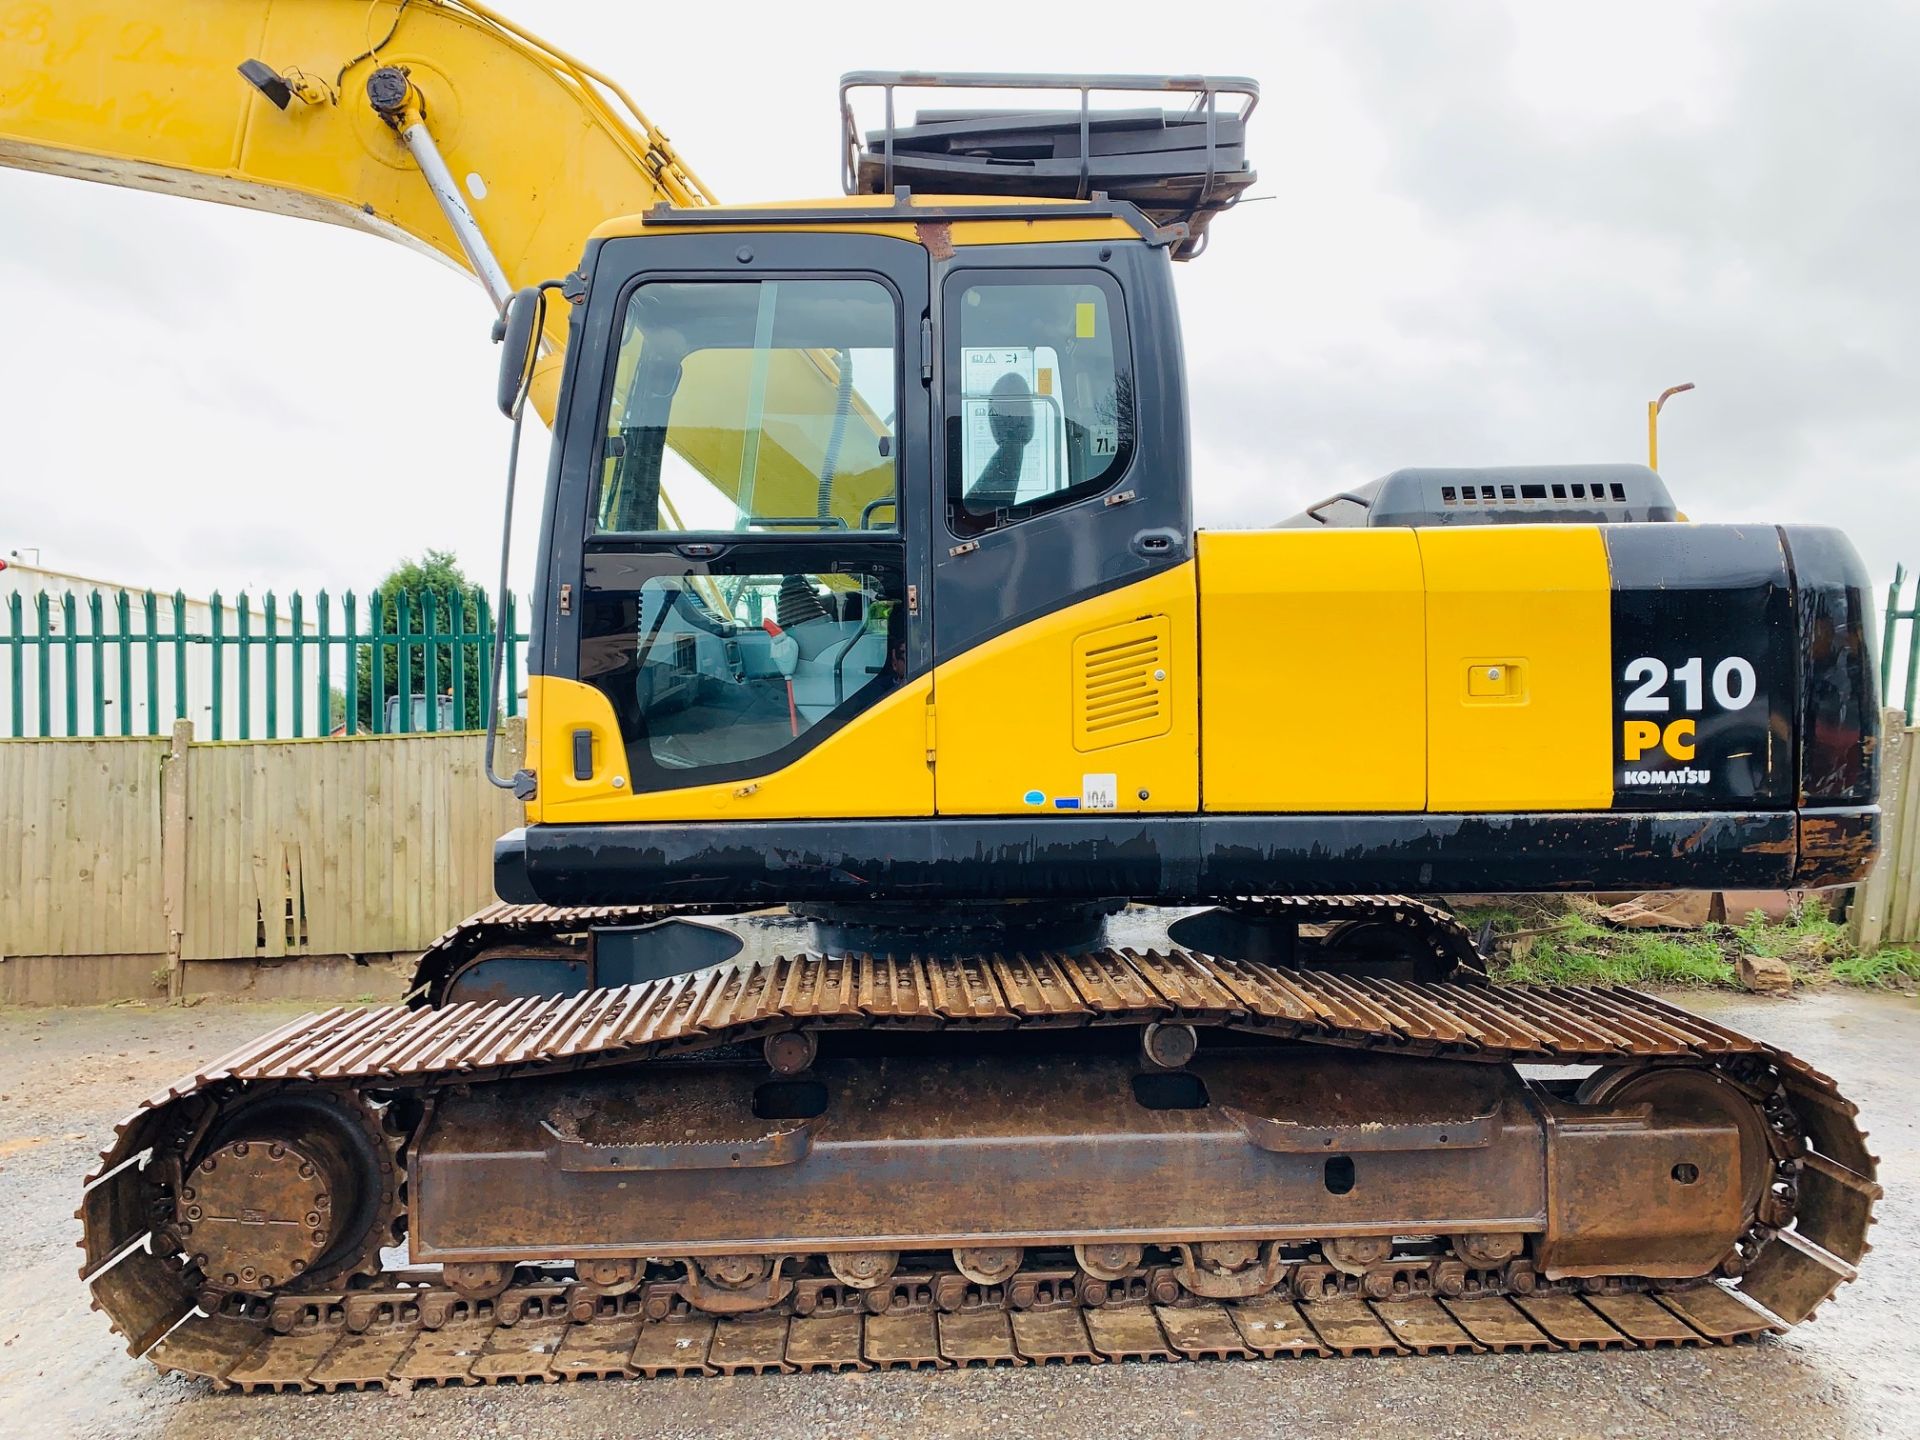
[838,71,1259,258]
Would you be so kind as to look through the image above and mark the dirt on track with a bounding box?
[1,989,1915,1440]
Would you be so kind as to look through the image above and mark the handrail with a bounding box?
[838,69,1260,195]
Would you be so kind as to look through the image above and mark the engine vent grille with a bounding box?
[1074,616,1172,752]
[1438,480,1629,506]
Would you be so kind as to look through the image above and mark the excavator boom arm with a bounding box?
[0,0,714,419]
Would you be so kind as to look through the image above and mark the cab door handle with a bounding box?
[1131,527,1183,558]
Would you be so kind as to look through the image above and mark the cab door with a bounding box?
[927,242,1199,817]
[538,231,935,822]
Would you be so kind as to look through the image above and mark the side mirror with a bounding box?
[493,286,543,417]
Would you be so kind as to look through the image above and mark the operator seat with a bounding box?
[966,371,1035,511]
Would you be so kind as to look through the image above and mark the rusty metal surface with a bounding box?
[409,1050,1770,1267]
[77,944,1878,1392]
[408,892,1486,1008]
[406,902,682,1007]
[194,950,1857,1084]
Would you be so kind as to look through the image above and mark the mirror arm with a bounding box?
[484,282,564,793]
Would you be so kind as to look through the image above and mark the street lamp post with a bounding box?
[1648,382,1695,471]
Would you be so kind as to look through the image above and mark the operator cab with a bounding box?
[499,73,1257,808]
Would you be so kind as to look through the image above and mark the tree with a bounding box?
[354,550,488,731]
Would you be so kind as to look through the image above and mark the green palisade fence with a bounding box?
[1883,564,1918,723]
[0,585,528,739]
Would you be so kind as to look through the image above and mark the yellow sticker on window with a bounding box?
[1075,301,1097,339]
[1037,368,1054,396]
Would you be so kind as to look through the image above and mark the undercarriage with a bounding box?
[80,900,1879,1389]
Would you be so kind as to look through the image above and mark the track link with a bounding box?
[406,902,694,1007]
[147,1270,1788,1390]
[406,894,1486,1006]
[83,947,1880,1390]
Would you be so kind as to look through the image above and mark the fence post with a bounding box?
[209,592,225,740]
[450,587,468,729]
[369,588,385,734]
[6,591,20,737]
[290,590,305,739]
[141,591,159,735]
[237,592,252,739]
[343,591,359,734]
[114,590,132,737]
[171,590,189,725]
[61,592,78,736]
[87,590,105,735]
[33,592,50,737]
[161,718,193,1003]
[396,591,413,733]
[1851,709,1910,951]
[264,591,278,739]
[315,590,331,735]
[423,587,441,732]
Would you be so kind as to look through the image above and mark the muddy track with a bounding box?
[80,948,1881,1391]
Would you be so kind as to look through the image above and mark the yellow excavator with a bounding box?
[5,0,1885,1387]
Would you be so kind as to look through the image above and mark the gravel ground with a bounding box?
[0,989,1914,1440]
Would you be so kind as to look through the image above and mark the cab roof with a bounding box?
[589,192,1156,250]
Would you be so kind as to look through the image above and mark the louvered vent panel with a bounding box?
[1073,616,1172,752]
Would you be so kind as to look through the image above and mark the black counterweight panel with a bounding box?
[1780,526,1881,805]
[1603,526,1795,810]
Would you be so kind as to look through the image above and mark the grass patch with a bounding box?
[1732,903,1849,963]
[1467,895,1916,992]
[1497,926,1736,989]
[1830,948,1920,988]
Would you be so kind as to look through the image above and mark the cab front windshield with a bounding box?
[593,278,899,535]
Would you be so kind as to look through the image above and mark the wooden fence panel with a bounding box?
[179,733,521,961]
[0,738,168,957]
[1851,712,1919,949]
[1891,722,1920,944]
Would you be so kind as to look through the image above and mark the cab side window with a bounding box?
[946,272,1133,535]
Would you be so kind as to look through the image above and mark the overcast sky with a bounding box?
[2,0,1914,622]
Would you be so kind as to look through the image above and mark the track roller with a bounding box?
[954,1247,1023,1286]
[826,1251,899,1289]
[1453,1233,1526,1268]
[1074,1243,1145,1281]
[1324,1236,1394,1276]
[445,1261,515,1300]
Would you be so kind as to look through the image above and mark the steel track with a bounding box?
[81,948,1881,1391]
[147,1264,1794,1390]
[403,894,1485,1006]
